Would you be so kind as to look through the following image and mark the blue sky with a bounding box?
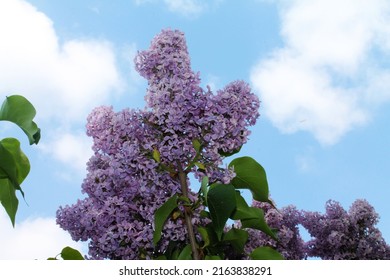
[1,0,389,259]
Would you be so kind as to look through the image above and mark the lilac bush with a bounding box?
[56,28,389,260]
[301,199,390,260]
[241,199,390,260]
[56,29,260,259]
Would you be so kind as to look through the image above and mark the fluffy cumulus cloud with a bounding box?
[0,212,84,259]
[251,0,390,145]
[39,132,93,173]
[0,0,123,172]
[0,0,122,123]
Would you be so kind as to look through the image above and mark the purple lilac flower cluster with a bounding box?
[243,200,305,260]
[301,199,390,260]
[245,199,390,260]
[57,107,187,259]
[135,29,259,182]
[56,29,260,259]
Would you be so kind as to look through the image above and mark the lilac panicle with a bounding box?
[243,200,305,260]
[134,29,259,182]
[56,29,260,259]
[242,199,390,260]
[301,199,390,260]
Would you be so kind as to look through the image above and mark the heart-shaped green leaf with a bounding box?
[0,138,30,226]
[61,246,85,260]
[207,184,236,239]
[153,194,178,245]
[0,95,40,145]
[229,156,269,202]
[231,192,277,240]
[240,208,277,240]
[0,138,30,188]
[231,191,259,220]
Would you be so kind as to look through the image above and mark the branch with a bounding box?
[177,161,200,260]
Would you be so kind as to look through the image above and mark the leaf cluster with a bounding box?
[153,155,283,260]
[0,95,40,226]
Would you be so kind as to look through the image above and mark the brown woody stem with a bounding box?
[177,161,200,260]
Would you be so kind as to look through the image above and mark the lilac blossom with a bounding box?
[301,199,390,260]
[134,29,259,182]
[56,29,260,259]
[242,199,390,260]
[243,200,305,260]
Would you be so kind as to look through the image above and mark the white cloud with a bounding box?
[251,50,367,144]
[0,211,84,260]
[121,43,145,92]
[134,0,221,17]
[0,0,124,173]
[251,0,390,145]
[0,0,123,124]
[163,0,205,17]
[39,132,93,174]
[365,69,390,104]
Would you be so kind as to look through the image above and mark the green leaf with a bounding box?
[231,192,259,220]
[0,138,30,226]
[152,147,161,163]
[0,138,30,188]
[207,184,236,239]
[0,95,41,145]
[229,156,269,202]
[171,249,180,260]
[200,210,210,219]
[249,246,284,260]
[231,193,277,240]
[0,179,19,226]
[160,241,181,260]
[199,176,209,205]
[198,226,211,248]
[205,255,222,260]
[153,194,178,245]
[60,246,84,260]
[240,208,277,240]
[177,195,191,204]
[177,244,192,260]
[223,228,248,253]
[194,162,205,170]
[198,225,218,249]
[192,139,202,153]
